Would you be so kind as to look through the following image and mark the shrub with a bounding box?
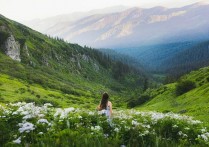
[36,94,41,98]
[0,31,9,46]
[206,76,209,82]
[127,95,151,108]
[176,80,196,96]
[18,88,26,94]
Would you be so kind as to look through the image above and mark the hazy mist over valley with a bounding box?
[24,2,209,48]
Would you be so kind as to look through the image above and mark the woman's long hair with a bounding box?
[100,92,109,110]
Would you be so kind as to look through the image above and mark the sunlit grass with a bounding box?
[138,67,209,125]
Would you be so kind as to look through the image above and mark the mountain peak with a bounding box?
[24,3,209,48]
[0,14,5,18]
[149,6,167,10]
[184,0,209,8]
[196,0,209,5]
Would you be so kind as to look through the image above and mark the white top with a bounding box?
[105,105,111,118]
[100,101,112,118]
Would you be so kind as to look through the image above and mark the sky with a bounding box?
[0,0,207,22]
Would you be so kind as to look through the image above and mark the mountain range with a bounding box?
[24,2,209,48]
[23,5,129,40]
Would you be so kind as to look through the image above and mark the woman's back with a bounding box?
[105,101,112,118]
[97,93,112,118]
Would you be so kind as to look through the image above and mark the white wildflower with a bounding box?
[200,134,208,142]
[190,120,202,125]
[132,120,139,126]
[38,114,45,118]
[18,122,35,133]
[144,130,149,135]
[44,103,53,107]
[178,131,183,136]
[54,107,75,119]
[201,128,207,133]
[88,111,94,115]
[178,131,188,138]
[91,126,101,131]
[13,137,21,144]
[37,119,49,124]
[104,134,109,138]
[199,132,209,142]
[23,114,32,120]
[172,125,178,128]
[114,127,119,132]
[145,125,150,128]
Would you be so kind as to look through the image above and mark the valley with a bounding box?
[1,1,209,146]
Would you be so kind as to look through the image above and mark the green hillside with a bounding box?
[137,67,209,124]
[0,15,146,108]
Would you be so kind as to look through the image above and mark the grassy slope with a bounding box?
[0,15,145,108]
[0,73,105,109]
[138,67,209,124]
[0,52,127,109]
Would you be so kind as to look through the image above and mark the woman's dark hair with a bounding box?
[100,92,109,109]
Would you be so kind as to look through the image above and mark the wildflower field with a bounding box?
[0,102,209,147]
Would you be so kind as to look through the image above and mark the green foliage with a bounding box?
[165,41,209,82]
[206,76,209,82]
[0,31,9,49]
[127,95,151,108]
[175,80,196,96]
[138,66,209,124]
[1,103,209,146]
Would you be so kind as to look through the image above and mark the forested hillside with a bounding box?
[114,42,196,72]
[0,15,146,107]
[99,49,144,71]
[165,41,209,82]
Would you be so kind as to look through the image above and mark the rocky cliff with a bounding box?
[4,35,21,61]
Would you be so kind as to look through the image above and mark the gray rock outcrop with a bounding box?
[4,35,21,61]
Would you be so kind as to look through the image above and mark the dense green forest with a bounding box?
[114,42,196,72]
[99,49,144,71]
[113,41,209,83]
[164,41,209,82]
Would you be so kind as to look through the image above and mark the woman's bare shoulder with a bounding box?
[108,101,112,105]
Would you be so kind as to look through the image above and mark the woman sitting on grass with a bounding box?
[97,92,112,118]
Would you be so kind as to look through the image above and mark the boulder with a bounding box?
[4,35,21,61]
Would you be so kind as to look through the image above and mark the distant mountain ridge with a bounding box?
[24,2,209,48]
[23,5,129,38]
